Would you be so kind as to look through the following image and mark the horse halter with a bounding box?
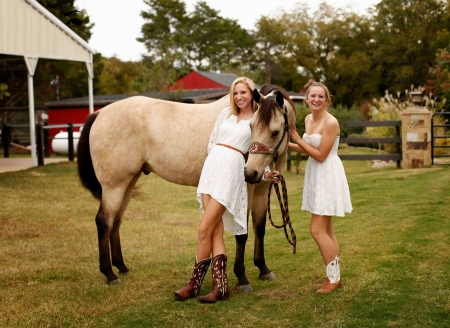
[249,102,289,164]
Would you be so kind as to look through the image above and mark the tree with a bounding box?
[137,0,255,85]
[371,0,450,94]
[276,3,378,105]
[427,47,450,107]
[137,0,189,88]
[96,57,142,95]
[252,15,287,84]
[184,1,254,72]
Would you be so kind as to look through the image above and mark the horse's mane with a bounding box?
[257,84,295,129]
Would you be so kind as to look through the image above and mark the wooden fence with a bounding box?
[3,121,403,169]
[287,120,402,170]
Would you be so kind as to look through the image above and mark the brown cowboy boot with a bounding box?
[198,254,230,303]
[173,257,211,301]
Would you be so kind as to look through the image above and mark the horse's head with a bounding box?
[244,85,296,184]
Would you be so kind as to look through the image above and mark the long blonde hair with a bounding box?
[229,77,258,116]
[304,79,332,108]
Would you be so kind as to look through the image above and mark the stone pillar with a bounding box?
[401,106,432,168]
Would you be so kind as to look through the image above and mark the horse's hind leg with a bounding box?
[96,185,129,284]
[110,173,141,276]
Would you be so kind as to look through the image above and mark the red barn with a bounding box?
[168,70,239,90]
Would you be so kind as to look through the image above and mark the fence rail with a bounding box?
[2,120,404,168]
[1,123,80,163]
[339,121,402,168]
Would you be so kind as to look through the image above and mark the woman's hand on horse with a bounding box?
[289,127,301,144]
[270,170,280,183]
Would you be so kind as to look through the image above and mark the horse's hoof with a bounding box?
[259,272,277,281]
[235,284,253,293]
[119,270,131,275]
[107,278,122,285]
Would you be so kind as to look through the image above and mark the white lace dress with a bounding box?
[196,107,251,235]
[302,133,353,216]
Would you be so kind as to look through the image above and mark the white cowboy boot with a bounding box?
[317,256,341,293]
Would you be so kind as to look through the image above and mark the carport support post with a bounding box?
[67,122,74,161]
[24,56,39,167]
[86,55,94,114]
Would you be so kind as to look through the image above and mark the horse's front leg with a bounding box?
[234,233,253,292]
[252,190,276,281]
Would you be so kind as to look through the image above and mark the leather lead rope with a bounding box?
[267,175,297,254]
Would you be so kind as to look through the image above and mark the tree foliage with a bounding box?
[371,0,450,94]
[4,0,450,113]
[137,0,254,87]
[427,47,450,104]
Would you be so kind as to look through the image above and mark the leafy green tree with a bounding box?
[427,47,450,107]
[252,15,287,84]
[138,0,187,61]
[138,0,255,84]
[372,0,450,94]
[137,0,189,88]
[184,1,254,72]
[97,57,141,95]
[277,3,377,105]
[132,58,182,92]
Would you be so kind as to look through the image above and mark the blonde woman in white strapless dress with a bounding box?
[289,80,352,294]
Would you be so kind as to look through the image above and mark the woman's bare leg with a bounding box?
[326,219,339,256]
[310,214,338,265]
[196,195,226,260]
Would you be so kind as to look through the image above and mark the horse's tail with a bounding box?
[77,111,102,200]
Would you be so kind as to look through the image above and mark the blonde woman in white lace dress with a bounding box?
[288,80,352,293]
[173,77,279,303]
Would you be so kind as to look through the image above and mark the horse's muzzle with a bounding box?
[244,168,262,184]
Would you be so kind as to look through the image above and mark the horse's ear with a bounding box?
[253,89,264,104]
[276,91,284,108]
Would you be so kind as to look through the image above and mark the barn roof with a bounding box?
[196,71,240,88]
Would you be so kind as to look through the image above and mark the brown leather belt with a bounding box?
[217,143,244,156]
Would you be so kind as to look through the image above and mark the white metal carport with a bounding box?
[0,0,95,167]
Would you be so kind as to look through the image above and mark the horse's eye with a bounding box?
[271,130,280,138]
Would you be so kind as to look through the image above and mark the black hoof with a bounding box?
[235,284,253,293]
[259,271,277,281]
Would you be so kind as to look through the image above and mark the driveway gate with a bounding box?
[432,112,450,165]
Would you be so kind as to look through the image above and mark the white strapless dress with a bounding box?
[302,133,352,217]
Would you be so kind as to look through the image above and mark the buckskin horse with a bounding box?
[77,85,296,292]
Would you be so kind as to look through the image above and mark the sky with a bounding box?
[74,0,380,62]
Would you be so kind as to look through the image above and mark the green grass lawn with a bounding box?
[0,159,449,327]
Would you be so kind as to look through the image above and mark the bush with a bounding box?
[369,86,447,153]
